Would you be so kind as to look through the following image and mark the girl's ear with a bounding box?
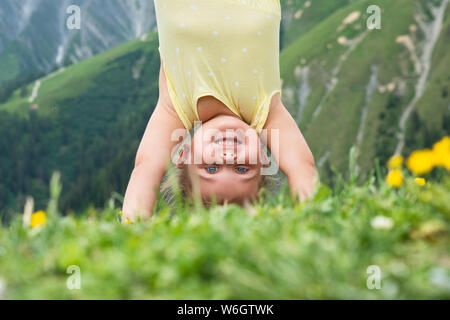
[176,144,191,168]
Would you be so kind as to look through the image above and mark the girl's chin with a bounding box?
[202,114,252,132]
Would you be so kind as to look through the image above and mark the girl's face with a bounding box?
[181,115,268,205]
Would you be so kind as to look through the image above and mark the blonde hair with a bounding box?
[160,165,278,207]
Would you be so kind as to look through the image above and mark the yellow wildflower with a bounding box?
[386,169,403,187]
[414,177,426,186]
[30,211,46,228]
[406,149,435,175]
[387,155,403,169]
[432,136,450,169]
[124,218,133,224]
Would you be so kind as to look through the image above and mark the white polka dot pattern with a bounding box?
[155,0,282,133]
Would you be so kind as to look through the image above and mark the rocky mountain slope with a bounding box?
[0,0,157,83]
[280,0,449,177]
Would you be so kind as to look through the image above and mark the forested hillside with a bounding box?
[0,35,161,216]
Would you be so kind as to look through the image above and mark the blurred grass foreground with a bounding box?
[0,149,449,299]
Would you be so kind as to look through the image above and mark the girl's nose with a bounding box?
[223,151,237,163]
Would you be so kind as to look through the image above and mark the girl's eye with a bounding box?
[235,167,249,174]
[205,166,219,174]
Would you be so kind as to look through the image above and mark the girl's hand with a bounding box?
[288,169,318,202]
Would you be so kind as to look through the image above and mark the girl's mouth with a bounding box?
[214,137,243,145]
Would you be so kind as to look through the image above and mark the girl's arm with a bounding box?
[263,93,317,201]
[122,61,184,221]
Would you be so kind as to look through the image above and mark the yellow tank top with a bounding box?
[154,0,282,134]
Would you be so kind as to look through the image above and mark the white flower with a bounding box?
[371,216,394,230]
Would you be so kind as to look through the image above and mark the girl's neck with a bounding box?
[196,95,241,123]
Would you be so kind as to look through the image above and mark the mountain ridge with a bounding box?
[0,0,157,84]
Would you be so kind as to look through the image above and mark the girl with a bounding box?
[122,0,316,220]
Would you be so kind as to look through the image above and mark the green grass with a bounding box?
[0,168,449,299]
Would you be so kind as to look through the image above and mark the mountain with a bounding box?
[280,0,449,179]
[0,0,157,84]
[0,0,449,215]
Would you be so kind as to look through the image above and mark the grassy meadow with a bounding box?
[0,146,449,299]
